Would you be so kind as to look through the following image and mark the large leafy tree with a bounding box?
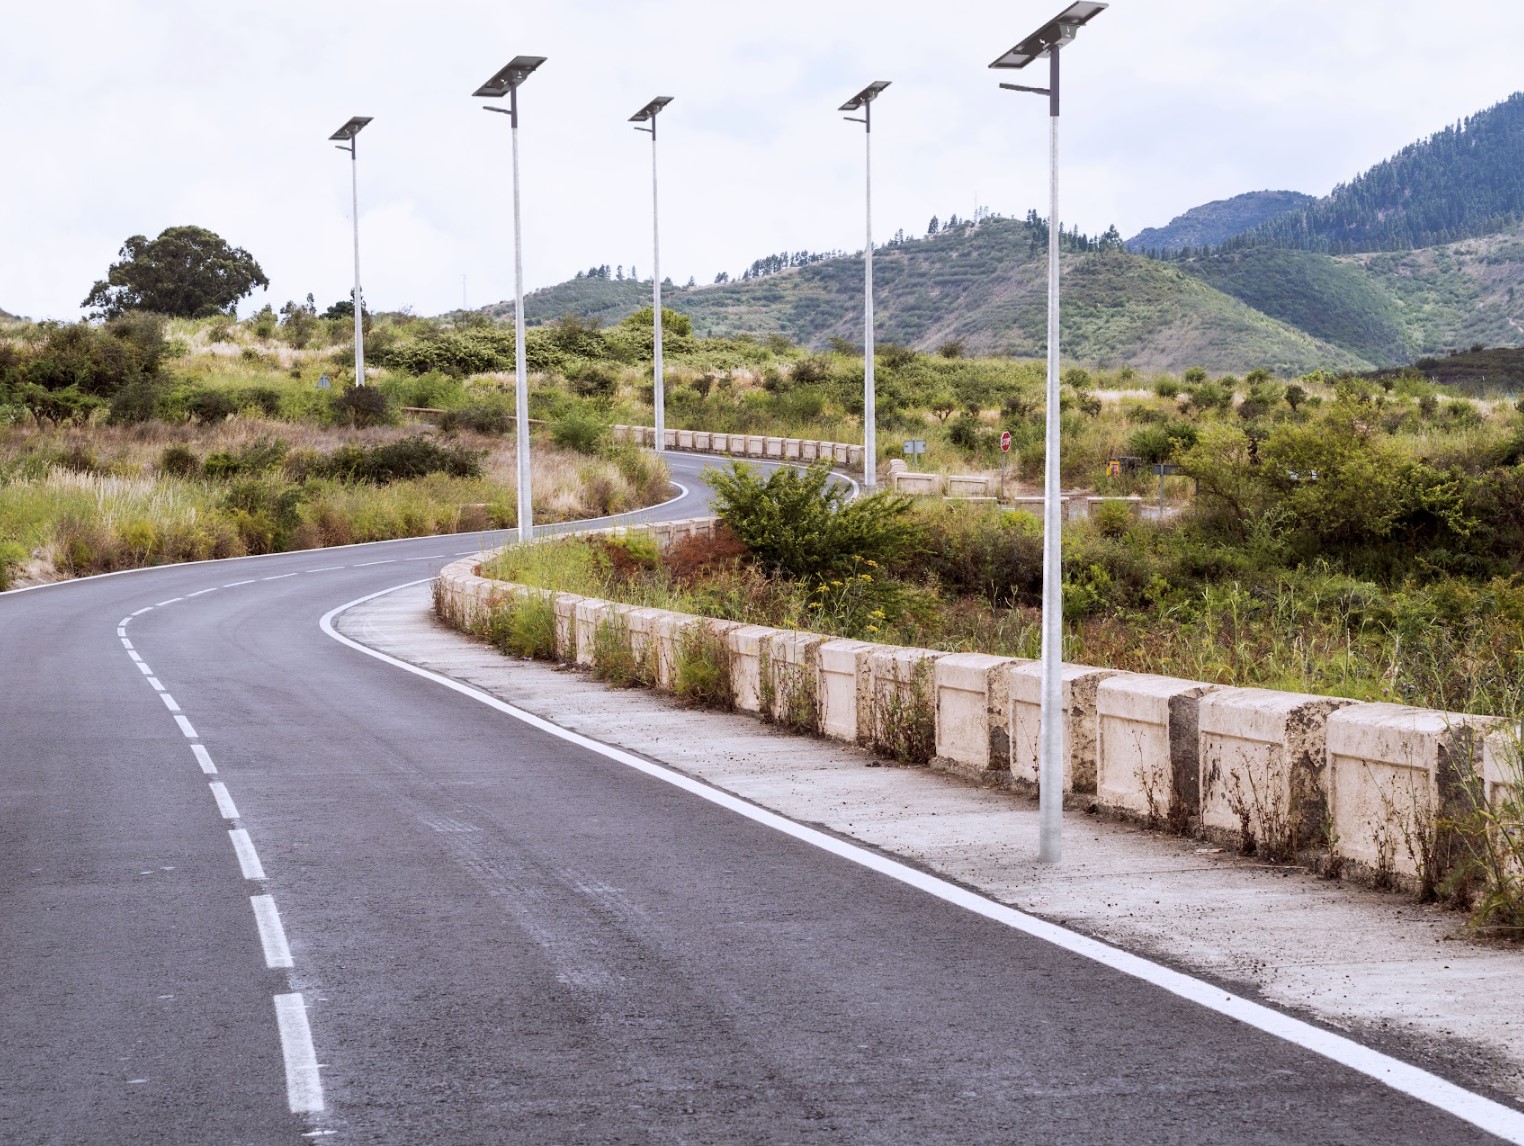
[82,225,269,318]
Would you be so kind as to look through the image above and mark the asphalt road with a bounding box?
[0,451,1517,1144]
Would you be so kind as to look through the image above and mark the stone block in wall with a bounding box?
[801,440,819,462]
[573,599,611,667]
[624,607,665,681]
[612,424,630,442]
[893,472,944,497]
[765,437,784,458]
[847,446,865,469]
[784,438,802,461]
[1097,674,1217,825]
[764,630,825,729]
[551,593,584,660]
[934,653,1026,779]
[744,435,765,457]
[1199,689,1351,858]
[865,646,947,762]
[677,430,694,449]
[1327,703,1498,881]
[832,443,850,465]
[726,625,784,713]
[818,640,874,742]
[662,429,677,450]
[1010,663,1118,796]
[946,475,992,498]
[651,612,693,690]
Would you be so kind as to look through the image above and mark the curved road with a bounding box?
[0,452,1517,1144]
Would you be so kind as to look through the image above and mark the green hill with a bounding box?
[492,217,1368,375]
[1125,191,1313,255]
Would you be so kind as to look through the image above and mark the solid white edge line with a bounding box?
[210,781,240,820]
[191,744,217,774]
[229,829,266,880]
[273,993,324,1113]
[159,692,180,712]
[174,714,199,738]
[251,895,294,969]
[319,580,1524,1145]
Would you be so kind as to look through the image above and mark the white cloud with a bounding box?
[4,0,1523,319]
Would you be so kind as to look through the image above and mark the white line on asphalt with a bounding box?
[131,607,152,616]
[210,782,239,820]
[123,640,136,652]
[154,598,183,606]
[146,675,164,689]
[321,583,1524,1146]
[159,692,180,713]
[305,565,344,572]
[354,560,395,567]
[191,744,217,775]
[229,829,266,880]
[130,653,145,666]
[187,587,218,597]
[117,627,128,637]
[261,573,300,581]
[273,993,324,1113]
[251,895,294,969]
[224,579,257,587]
[174,715,198,738]
[138,663,154,676]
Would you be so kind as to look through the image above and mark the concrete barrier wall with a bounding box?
[435,518,1521,884]
[617,426,868,472]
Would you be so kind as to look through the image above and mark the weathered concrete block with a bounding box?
[764,437,784,458]
[693,431,711,451]
[1010,663,1118,795]
[612,424,630,442]
[888,458,908,474]
[764,630,825,728]
[800,440,819,462]
[624,607,665,678]
[818,639,874,743]
[676,430,694,449]
[946,475,992,498]
[726,624,784,713]
[1199,688,1351,857]
[893,472,944,497]
[746,435,767,457]
[1328,703,1496,880]
[832,443,851,465]
[573,599,611,667]
[865,646,946,762]
[934,653,1025,779]
[847,446,865,469]
[650,612,693,689]
[1097,674,1217,824]
[551,593,584,660]
[783,438,802,460]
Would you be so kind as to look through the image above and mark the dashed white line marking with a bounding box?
[174,715,199,739]
[117,627,128,637]
[403,555,447,562]
[187,588,218,598]
[154,598,183,607]
[132,656,148,669]
[209,782,240,820]
[229,829,266,880]
[191,744,217,775]
[323,582,1524,1146]
[274,993,324,1113]
[159,692,181,713]
[251,895,294,969]
[354,560,395,567]
[130,607,152,616]
[122,639,135,651]
[452,550,475,556]
[261,573,300,581]
[305,565,344,572]
[146,675,165,689]
[224,579,257,587]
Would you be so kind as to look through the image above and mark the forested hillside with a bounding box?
[1125,191,1312,255]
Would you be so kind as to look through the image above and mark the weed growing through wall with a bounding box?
[592,613,645,687]
[1223,756,1294,861]
[1453,728,1524,934]
[487,592,557,660]
[674,624,733,710]
[760,641,820,734]
[874,657,936,765]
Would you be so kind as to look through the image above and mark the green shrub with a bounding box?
[486,593,558,660]
[439,401,513,434]
[319,437,483,484]
[591,613,644,686]
[331,385,393,427]
[159,445,201,477]
[549,409,609,455]
[674,624,733,709]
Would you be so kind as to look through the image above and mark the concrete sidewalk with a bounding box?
[340,582,1524,1104]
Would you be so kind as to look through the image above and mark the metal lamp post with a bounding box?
[329,116,373,387]
[840,81,890,491]
[991,1,1107,864]
[630,96,674,455]
[474,55,547,545]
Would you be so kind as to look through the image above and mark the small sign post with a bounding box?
[1153,462,1182,514]
[903,439,926,471]
[1000,430,1012,499]
[317,373,332,391]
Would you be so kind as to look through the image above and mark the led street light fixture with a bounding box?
[328,116,372,142]
[989,1,1107,69]
[839,80,891,113]
[473,55,547,97]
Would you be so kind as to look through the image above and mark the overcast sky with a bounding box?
[5,0,1524,322]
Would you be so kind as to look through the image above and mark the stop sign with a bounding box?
[1000,431,1012,453]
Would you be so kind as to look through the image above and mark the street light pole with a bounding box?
[840,82,890,491]
[992,2,1107,865]
[329,117,373,387]
[475,56,547,545]
[630,97,675,455]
